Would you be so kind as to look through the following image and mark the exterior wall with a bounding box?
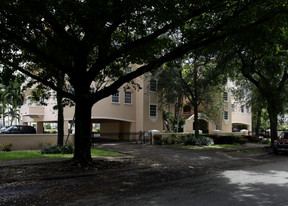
[183,115,217,133]
[20,88,58,124]
[90,86,136,123]
[0,134,75,151]
[182,80,252,134]
[231,101,252,131]
[229,80,252,131]
[221,87,233,133]
[142,74,163,131]
[20,74,164,135]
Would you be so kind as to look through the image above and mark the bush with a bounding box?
[41,143,74,154]
[0,143,13,152]
[44,130,57,134]
[61,143,75,154]
[208,135,247,145]
[245,135,261,143]
[153,135,162,145]
[261,139,271,144]
[184,135,214,146]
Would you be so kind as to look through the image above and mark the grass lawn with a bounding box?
[0,149,120,161]
[182,144,241,150]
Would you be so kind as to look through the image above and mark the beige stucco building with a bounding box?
[20,76,251,137]
[183,80,252,134]
[20,74,163,137]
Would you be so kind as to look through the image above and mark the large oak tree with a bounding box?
[216,13,288,146]
[0,0,285,165]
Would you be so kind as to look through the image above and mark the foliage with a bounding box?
[162,111,186,132]
[245,135,261,143]
[184,135,214,146]
[44,130,57,134]
[45,123,51,129]
[157,57,226,137]
[0,143,12,152]
[155,133,214,146]
[207,134,248,145]
[214,10,288,144]
[0,73,25,125]
[153,135,163,145]
[260,139,271,144]
[41,143,74,154]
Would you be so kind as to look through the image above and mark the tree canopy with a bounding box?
[214,8,288,144]
[0,0,287,165]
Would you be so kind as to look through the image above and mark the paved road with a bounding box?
[67,159,288,206]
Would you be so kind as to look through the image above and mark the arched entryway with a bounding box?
[193,119,209,134]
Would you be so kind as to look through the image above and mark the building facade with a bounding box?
[20,76,252,137]
[183,80,252,134]
[20,74,163,138]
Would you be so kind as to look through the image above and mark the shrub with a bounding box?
[44,130,57,134]
[153,135,162,145]
[41,144,62,154]
[61,142,75,154]
[245,135,261,143]
[41,143,74,154]
[0,143,13,152]
[184,135,214,146]
[209,135,247,145]
[261,139,271,144]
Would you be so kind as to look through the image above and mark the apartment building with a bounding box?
[20,75,251,137]
[183,80,252,134]
[20,74,163,136]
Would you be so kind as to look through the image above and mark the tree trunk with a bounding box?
[57,92,64,146]
[2,107,5,126]
[255,108,262,137]
[267,106,278,147]
[193,62,199,138]
[193,103,199,138]
[73,99,93,166]
[57,71,65,146]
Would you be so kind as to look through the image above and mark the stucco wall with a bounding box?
[0,134,75,151]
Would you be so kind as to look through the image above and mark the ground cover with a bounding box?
[0,149,120,161]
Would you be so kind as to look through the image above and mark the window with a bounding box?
[149,79,157,92]
[112,91,120,103]
[223,92,228,102]
[231,104,235,112]
[246,106,249,113]
[224,111,228,120]
[150,104,157,117]
[124,92,132,104]
[183,105,192,114]
[241,105,244,113]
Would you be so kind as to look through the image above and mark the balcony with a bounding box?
[20,105,44,117]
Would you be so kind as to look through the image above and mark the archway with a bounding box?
[193,119,209,134]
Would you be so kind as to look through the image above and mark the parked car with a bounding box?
[0,126,7,132]
[0,125,36,134]
[232,127,239,132]
[273,131,288,154]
